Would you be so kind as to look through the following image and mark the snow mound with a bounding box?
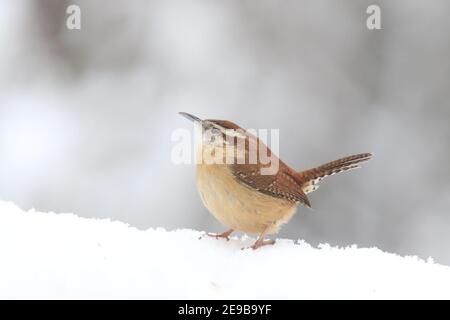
[0,200,449,299]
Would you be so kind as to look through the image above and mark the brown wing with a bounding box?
[229,131,311,208]
[232,163,311,208]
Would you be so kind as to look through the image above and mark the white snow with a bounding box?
[0,200,450,299]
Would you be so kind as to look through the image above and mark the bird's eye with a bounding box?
[211,127,221,135]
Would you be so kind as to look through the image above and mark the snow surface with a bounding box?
[1,200,450,299]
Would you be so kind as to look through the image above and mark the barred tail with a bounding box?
[296,153,373,194]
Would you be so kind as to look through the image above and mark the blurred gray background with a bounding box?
[1,0,449,263]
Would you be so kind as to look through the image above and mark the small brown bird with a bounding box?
[180,112,372,250]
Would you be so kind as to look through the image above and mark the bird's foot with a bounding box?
[243,239,276,250]
[201,229,234,241]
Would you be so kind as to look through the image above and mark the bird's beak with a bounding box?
[179,112,203,124]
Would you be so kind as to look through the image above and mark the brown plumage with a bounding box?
[180,112,372,249]
[295,153,373,196]
[210,119,372,209]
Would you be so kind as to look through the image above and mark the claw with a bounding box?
[242,222,277,250]
[242,239,276,250]
[251,239,276,250]
[207,233,230,241]
[202,229,234,241]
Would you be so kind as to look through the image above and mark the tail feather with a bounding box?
[296,153,372,194]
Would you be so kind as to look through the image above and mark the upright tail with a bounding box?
[295,153,373,194]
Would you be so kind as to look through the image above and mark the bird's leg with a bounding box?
[207,229,234,241]
[249,224,276,250]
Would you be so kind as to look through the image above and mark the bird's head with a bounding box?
[179,112,252,165]
[179,112,247,148]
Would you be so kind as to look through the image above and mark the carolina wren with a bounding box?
[180,112,372,250]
